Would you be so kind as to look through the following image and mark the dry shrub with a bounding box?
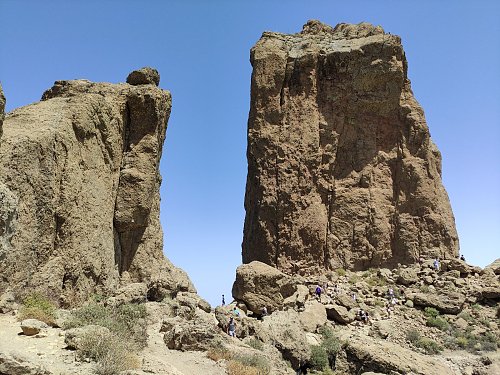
[206,347,232,362]
[78,329,140,375]
[227,360,261,375]
[18,292,56,326]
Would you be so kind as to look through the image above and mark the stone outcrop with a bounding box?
[338,335,454,375]
[232,261,298,314]
[0,70,194,306]
[0,83,5,140]
[242,20,459,273]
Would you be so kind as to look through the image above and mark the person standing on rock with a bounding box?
[460,254,466,262]
[227,317,236,338]
[433,258,440,271]
[315,285,322,301]
[222,294,225,306]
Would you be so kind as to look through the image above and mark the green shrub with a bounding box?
[335,268,346,277]
[424,307,439,318]
[348,275,360,284]
[419,285,430,293]
[455,336,469,349]
[457,311,473,322]
[319,327,340,356]
[232,353,270,374]
[310,345,328,371]
[19,292,57,326]
[64,302,147,348]
[247,337,264,351]
[406,329,421,345]
[417,337,443,354]
[426,316,449,331]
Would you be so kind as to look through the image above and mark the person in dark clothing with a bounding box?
[222,294,225,306]
[296,361,312,374]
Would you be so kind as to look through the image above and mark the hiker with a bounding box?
[352,293,356,301]
[433,258,440,271]
[460,254,466,262]
[232,307,240,317]
[261,306,268,317]
[296,360,312,375]
[227,317,236,337]
[388,287,394,299]
[221,294,225,306]
[386,302,393,318]
[315,285,322,300]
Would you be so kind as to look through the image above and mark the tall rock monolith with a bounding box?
[0,69,194,305]
[242,21,459,274]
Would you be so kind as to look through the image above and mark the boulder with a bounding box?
[126,67,160,86]
[339,335,454,375]
[412,291,465,314]
[485,258,500,275]
[298,301,327,332]
[162,314,220,351]
[442,258,478,275]
[20,319,48,336]
[107,282,147,306]
[242,20,459,273]
[232,261,297,314]
[325,304,355,324]
[0,290,18,313]
[336,293,357,310]
[261,309,311,368]
[0,72,195,306]
[370,320,391,339]
[0,351,50,375]
[397,268,418,285]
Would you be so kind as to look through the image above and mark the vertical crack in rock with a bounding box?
[243,20,459,274]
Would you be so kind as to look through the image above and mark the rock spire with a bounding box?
[242,21,459,273]
[0,69,193,305]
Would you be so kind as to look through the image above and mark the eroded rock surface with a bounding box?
[242,20,459,273]
[0,70,194,305]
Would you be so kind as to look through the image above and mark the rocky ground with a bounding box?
[1,257,498,375]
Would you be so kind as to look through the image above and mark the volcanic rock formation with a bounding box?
[0,69,193,306]
[242,21,459,273]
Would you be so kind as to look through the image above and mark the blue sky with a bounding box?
[1,0,499,306]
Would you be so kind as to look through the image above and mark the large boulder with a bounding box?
[298,300,327,332]
[232,261,297,314]
[397,267,418,285]
[412,291,465,314]
[242,20,458,273]
[0,72,194,306]
[325,304,355,324]
[339,335,454,375]
[260,310,311,369]
[126,67,160,86]
[0,351,50,375]
[161,314,220,351]
[485,258,500,275]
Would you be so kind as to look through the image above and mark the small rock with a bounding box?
[20,319,48,336]
[126,67,160,86]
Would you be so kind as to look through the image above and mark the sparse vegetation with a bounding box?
[335,268,346,277]
[423,307,439,319]
[406,329,442,354]
[19,292,57,326]
[207,342,270,374]
[310,345,329,371]
[77,329,140,375]
[426,316,449,331]
[64,302,147,374]
[63,302,148,348]
[247,337,264,351]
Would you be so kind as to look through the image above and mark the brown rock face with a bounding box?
[0,71,194,305]
[0,83,5,140]
[243,20,459,273]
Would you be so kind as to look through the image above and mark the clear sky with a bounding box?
[1,0,499,307]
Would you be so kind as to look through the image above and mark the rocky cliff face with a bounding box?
[0,69,194,306]
[243,21,459,273]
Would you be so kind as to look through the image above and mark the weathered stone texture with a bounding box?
[242,20,459,273]
[0,71,194,305]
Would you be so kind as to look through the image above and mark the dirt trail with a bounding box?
[0,313,226,375]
